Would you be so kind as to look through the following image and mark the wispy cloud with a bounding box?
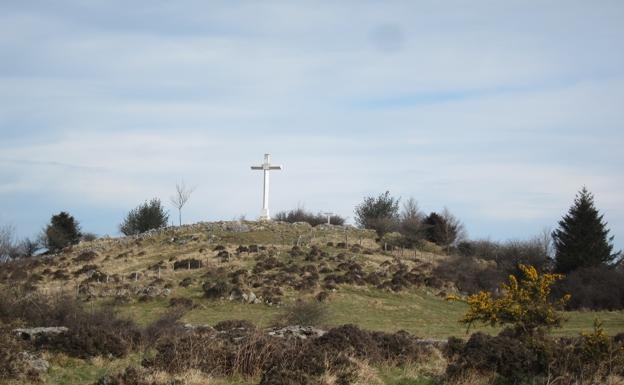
[0,1,622,246]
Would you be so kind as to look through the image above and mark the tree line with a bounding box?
[1,185,620,278]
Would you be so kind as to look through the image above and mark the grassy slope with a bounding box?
[30,220,624,337]
[8,221,624,385]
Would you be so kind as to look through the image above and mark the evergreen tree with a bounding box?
[44,212,82,252]
[120,198,169,236]
[423,208,465,250]
[553,187,618,273]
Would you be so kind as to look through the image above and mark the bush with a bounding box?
[552,266,624,310]
[354,191,400,237]
[0,290,141,358]
[43,211,82,252]
[119,198,169,236]
[280,300,328,327]
[423,208,464,250]
[274,207,345,226]
[433,255,505,294]
[448,264,569,335]
[0,322,30,380]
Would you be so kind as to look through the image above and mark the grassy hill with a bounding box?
[15,220,624,337]
[2,221,623,385]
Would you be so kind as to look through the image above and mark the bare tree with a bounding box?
[399,197,425,247]
[0,224,16,261]
[170,181,195,226]
[441,207,467,251]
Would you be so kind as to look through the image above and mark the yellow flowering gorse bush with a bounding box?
[448,264,570,334]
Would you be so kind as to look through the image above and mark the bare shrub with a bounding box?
[0,290,141,358]
[552,265,624,310]
[275,207,346,226]
[0,322,31,381]
[280,300,328,327]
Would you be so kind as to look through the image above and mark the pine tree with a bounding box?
[553,187,618,273]
[44,211,82,252]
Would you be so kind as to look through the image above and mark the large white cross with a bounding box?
[251,153,282,220]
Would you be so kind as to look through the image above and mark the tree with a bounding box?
[43,212,81,252]
[120,198,169,236]
[170,181,195,227]
[0,225,16,261]
[553,187,619,273]
[423,207,465,250]
[398,197,425,247]
[354,191,400,237]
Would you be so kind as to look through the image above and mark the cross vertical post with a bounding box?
[251,153,282,220]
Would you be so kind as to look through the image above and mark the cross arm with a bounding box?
[251,166,263,170]
[269,166,282,170]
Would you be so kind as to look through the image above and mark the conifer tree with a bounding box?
[44,211,82,252]
[553,187,618,273]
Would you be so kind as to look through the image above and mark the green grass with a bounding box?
[118,284,624,338]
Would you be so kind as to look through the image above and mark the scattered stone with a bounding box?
[14,327,68,340]
[268,325,326,339]
[21,352,50,373]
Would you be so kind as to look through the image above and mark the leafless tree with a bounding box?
[170,181,195,226]
[441,207,467,250]
[399,197,425,246]
[0,224,16,261]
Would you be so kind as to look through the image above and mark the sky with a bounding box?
[0,1,623,249]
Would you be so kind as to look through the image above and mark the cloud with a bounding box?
[0,0,622,247]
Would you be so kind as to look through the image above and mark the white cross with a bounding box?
[322,212,334,225]
[251,153,282,220]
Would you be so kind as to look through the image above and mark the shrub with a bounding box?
[172,258,202,270]
[448,264,569,335]
[43,211,82,252]
[433,255,505,294]
[354,191,400,237]
[32,304,142,358]
[119,198,169,236]
[446,331,543,380]
[274,207,345,226]
[280,300,328,327]
[423,208,464,250]
[0,322,30,380]
[552,265,624,310]
[0,290,141,358]
[203,280,231,299]
[143,309,187,346]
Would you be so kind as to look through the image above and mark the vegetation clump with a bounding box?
[119,198,169,236]
[553,187,620,273]
[449,264,569,335]
[43,211,82,252]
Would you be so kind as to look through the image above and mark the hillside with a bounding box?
[6,220,622,337]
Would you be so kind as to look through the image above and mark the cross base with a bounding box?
[259,208,270,221]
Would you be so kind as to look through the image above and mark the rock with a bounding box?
[14,327,68,340]
[268,325,326,339]
[22,352,50,373]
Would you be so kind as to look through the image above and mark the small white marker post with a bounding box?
[251,154,282,220]
[323,212,334,225]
